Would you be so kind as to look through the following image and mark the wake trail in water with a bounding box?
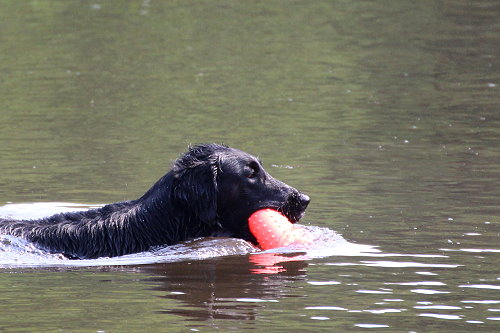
[0,202,379,268]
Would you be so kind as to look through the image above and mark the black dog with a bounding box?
[0,144,310,259]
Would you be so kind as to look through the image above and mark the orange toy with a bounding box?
[248,209,313,250]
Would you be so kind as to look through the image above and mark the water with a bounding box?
[1,0,499,331]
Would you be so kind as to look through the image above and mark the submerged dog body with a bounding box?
[0,144,310,259]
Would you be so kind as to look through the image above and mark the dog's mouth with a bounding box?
[276,207,305,224]
[242,205,305,245]
[238,192,310,243]
[265,201,308,224]
[276,192,310,224]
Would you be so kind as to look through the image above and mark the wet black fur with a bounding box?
[0,144,310,259]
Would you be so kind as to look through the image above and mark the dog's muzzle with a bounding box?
[278,191,310,223]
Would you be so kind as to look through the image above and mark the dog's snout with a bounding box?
[299,193,310,209]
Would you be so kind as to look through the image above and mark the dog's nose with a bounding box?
[299,193,310,209]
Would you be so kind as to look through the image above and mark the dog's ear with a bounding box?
[171,150,220,226]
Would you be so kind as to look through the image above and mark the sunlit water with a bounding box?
[2,203,498,331]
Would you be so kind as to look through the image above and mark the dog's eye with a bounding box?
[247,162,260,178]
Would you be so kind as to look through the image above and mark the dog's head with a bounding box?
[171,144,310,242]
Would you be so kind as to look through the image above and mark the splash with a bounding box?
[0,202,377,268]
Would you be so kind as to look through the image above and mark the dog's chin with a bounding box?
[287,211,306,224]
[273,207,305,224]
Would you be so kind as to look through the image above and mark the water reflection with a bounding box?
[248,252,309,275]
[140,253,309,321]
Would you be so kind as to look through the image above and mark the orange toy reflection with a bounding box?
[248,252,309,274]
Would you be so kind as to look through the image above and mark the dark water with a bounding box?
[1,1,499,331]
